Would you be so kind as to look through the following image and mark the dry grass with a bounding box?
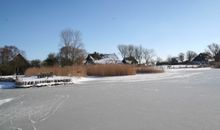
[136,66,164,74]
[25,64,164,77]
[86,64,136,76]
[25,66,86,76]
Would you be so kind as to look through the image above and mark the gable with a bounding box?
[86,52,120,64]
[10,54,29,66]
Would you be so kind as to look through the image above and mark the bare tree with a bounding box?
[207,43,220,61]
[178,52,185,63]
[167,56,172,64]
[127,44,135,57]
[73,48,87,65]
[167,56,178,65]
[30,59,41,67]
[0,45,24,64]
[156,57,162,63]
[59,29,84,66]
[134,45,143,64]
[186,50,197,62]
[118,44,128,58]
[43,53,58,66]
[143,48,154,65]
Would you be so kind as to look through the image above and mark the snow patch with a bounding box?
[0,98,13,106]
[71,77,96,84]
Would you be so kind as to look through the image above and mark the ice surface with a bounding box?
[1,68,220,130]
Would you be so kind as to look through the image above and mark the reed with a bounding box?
[136,66,164,74]
[86,64,136,76]
[25,64,164,77]
[25,66,86,76]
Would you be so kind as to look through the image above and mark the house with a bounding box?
[85,52,121,64]
[9,53,29,74]
[192,53,213,65]
[0,53,29,75]
[170,57,179,65]
[122,56,138,64]
[214,52,220,62]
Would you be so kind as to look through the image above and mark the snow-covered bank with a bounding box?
[16,76,85,88]
[0,75,16,79]
[165,67,211,72]
[158,65,207,70]
[71,77,96,84]
[0,76,96,88]
[0,67,212,88]
[19,76,95,84]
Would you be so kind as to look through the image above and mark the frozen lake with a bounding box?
[1,68,220,130]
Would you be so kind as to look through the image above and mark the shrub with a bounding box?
[86,64,136,76]
[0,64,14,75]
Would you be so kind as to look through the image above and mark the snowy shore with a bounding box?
[0,67,212,89]
[0,76,93,89]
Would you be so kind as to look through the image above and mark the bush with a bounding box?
[86,64,136,76]
[0,64,14,75]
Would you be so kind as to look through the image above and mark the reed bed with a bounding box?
[86,64,136,76]
[136,66,164,74]
[25,66,86,76]
[25,64,164,77]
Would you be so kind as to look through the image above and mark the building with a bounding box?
[122,56,138,64]
[9,53,29,74]
[85,52,121,64]
[192,53,213,65]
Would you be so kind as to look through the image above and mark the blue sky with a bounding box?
[1,0,220,60]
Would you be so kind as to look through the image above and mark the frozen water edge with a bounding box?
[0,76,96,88]
[87,67,212,83]
[0,67,212,88]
